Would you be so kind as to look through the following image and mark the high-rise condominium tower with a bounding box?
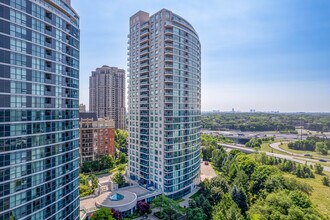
[89,65,126,130]
[0,0,80,219]
[127,9,201,199]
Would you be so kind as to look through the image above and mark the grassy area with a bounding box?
[259,142,330,168]
[280,143,330,160]
[282,172,330,218]
[260,141,291,155]
[190,189,201,200]
[175,198,185,203]
[110,163,127,174]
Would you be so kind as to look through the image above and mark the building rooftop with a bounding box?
[79,112,97,121]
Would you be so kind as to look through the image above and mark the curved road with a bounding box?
[220,143,330,173]
[270,142,330,163]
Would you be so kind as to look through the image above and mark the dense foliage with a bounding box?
[202,112,330,132]
[80,173,98,197]
[136,201,151,215]
[193,148,325,219]
[201,134,234,161]
[248,190,323,220]
[288,139,329,155]
[151,195,184,219]
[91,207,115,220]
[245,138,262,148]
[288,140,316,151]
[112,172,127,187]
[81,155,115,173]
[115,129,128,153]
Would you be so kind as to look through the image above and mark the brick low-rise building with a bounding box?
[80,112,115,164]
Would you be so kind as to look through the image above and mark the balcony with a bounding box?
[164,90,173,96]
[140,36,149,43]
[140,86,149,91]
[140,67,149,73]
[164,29,173,35]
[164,43,173,48]
[164,49,173,55]
[140,54,149,61]
[140,22,149,30]
[164,63,173,69]
[140,49,149,55]
[140,29,149,36]
[164,70,173,75]
[140,42,149,49]
[164,36,173,42]
[140,61,149,68]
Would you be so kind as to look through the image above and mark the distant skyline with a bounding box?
[73,0,330,112]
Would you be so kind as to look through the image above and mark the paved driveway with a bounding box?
[200,162,217,181]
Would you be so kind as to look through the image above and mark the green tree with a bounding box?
[245,138,262,148]
[81,161,92,173]
[115,129,128,153]
[91,207,114,220]
[289,190,311,209]
[231,186,248,214]
[90,174,99,189]
[314,163,324,175]
[248,190,324,220]
[186,208,206,220]
[236,154,256,176]
[80,184,93,197]
[117,152,127,165]
[212,194,244,220]
[112,172,125,187]
[99,155,115,170]
[80,173,89,185]
[322,176,329,186]
[211,148,226,170]
[152,195,182,219]
[316,142,328,155]
[249,165,279,195]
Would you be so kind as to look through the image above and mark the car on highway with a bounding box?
[304,154,311,157]
[319,159,327,162]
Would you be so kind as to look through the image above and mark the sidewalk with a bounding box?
[179,186,200,208]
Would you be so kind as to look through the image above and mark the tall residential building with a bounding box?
[79,113,115,164]
[0,1,80,219]
[79,103,86,112]
[127,9,201,199]
[89,65,126,130]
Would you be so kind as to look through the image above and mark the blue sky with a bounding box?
[72,0,330,112]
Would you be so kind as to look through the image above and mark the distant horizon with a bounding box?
[73,0,330,112]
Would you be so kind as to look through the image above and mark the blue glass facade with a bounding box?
[128,9,201,199]
[0,0,80,219]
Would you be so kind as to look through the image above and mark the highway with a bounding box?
[219,143,330,173]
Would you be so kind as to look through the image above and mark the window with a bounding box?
[10,67,27,80]
[10,9,26,25]
[10,53,27,66]
[32,31,43,45]
[32,3,43,19]
[10,24,27,39]
[10,0,27,11]
[11,81,27,94]
[32,18,43,32]
[32,44,45,57]
[10,95,27,108]
[10,38,26,53]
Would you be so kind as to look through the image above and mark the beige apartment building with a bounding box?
[89,65,126,129]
